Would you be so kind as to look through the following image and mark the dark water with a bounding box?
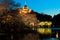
[51,28,60,30]
[38,28,60,40]
[41,28,60,30]
[40,38,60,40]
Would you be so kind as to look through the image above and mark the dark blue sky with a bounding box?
[14,0,60,16]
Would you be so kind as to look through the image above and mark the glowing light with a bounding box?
[47,22,52,26]
[38,22,45,26]
[18,4,32,15]
[37,28,52,34]
[56,32,58,38]
[37,28,45,34]
[37,21,52,27]
[44,29,52,34]
[29,22,34,26]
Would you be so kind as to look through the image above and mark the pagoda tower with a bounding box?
[19,1,32,15]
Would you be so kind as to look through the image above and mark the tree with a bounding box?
[53,14,60,28]
[0,0,20,10]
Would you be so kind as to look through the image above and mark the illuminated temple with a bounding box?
[18,1,32,15]
[17,1,39,27]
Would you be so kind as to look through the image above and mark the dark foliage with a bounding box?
[53,13,60,28]
[34,12,52,21]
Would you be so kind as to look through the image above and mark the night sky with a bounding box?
[14,0,60,16]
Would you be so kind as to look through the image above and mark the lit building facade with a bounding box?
[18,5,32,15]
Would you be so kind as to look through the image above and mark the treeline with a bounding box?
[34,12,60,28]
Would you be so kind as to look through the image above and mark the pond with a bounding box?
[39,38,60,40]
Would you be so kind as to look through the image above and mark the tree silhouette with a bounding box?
[34,12,52,21]
[0,0,20,10]
[53,13,60,28]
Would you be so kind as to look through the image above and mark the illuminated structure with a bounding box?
[17,1,39,27]
[18,1,32,15]
[56,32,58,38]
[37,21,52,27]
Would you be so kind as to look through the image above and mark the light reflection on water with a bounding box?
[37,28,60,40]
